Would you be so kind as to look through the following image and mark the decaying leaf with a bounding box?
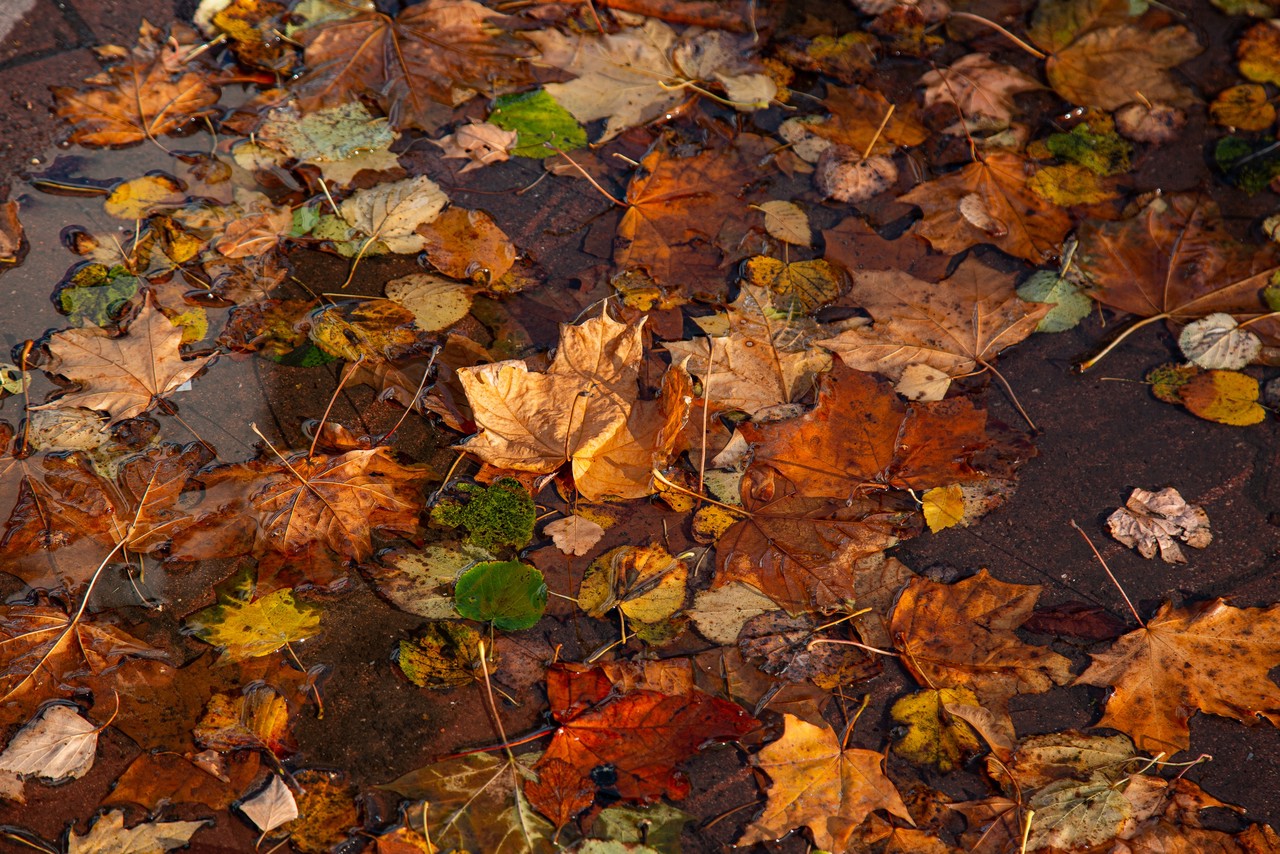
[417,207,516,284]
[1106,486,1211,564]
[543,514,606,557]
[1179,369,1267,425]
[338,176,449,255]
[66,809,206,854]
[35,296,217,424]
[434,121,516,172]
[0,704,99,783]
[579,543,688,627]
[187,587,322,661]
[240,775,299,834]
[1077,598,1280,751]
[738,713,912,851]
[889,688,983,772]
[920,53,1041,133]
[1179,313,1263,369]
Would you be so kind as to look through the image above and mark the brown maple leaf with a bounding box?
[663,284,832,417]
[1075,193,1280,363]
[890,570,1073,711]
[713,468,920,613]
[919,53,1041,133]
[616,135,776,296]
[738,713,912,851]
[899,151,1073,263]
[34,296,217,424]
[52,21,220,147]
[526,663,757,823]
[456,313,689,501]
[1076,598,1280,753]
[741,365,994,498]
[294,0,535,131]
[817,256,1050,399]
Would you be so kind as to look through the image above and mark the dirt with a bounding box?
[1,0,1280,852]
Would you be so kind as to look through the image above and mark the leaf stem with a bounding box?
[949,12,1046,60]
[1076,312,1170,372]
[1070,519,1143,627]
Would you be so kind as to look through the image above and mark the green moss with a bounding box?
[1044,124,1132,176]
[431,478,535,551]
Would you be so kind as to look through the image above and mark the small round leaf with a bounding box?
[453,560,547,630]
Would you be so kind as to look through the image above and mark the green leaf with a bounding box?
[453,560,547,630]
[489,89,587,159]
[1017,269,1093,332]
[591,803,693,853]
[1043,123,1132,176]
[55,263,140,327]
[187,588,322,662]
[1214,136,1280,194]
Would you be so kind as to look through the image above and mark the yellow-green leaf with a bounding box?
[188,588,322,661]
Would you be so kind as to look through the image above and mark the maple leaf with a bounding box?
[1076,598,1280,752]
[172,446,428,565]
[52,22,220,146]
[664,284,832,417]
[809,86,929,155]
[713,468,920,613]
[294,0,535,130]
[382,752,555,853]
[1075,193,1280,350]
[527,664,757,821]
[919,53,1041,133]
[740,365,995,498]
[615,134,776,294]
[34,296,217,424]
[737,713,912,851]
[890,570,1073,711]
[817,256,1050,399]
[457,313,689,501]
[899,151,1073,263]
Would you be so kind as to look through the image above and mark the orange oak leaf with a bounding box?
[890,570,1073,710]
[34,296,217,424]
[294,0,535,130]
[898,151,1073,263]
[456,313,689,501]
[713,468,921,613]
[817,256,1050,397]
[51,22,220,146]
[527,663,757,823]
[740,365,995,498]
[616,135,776,295]
[1075,598,1280,753]
[737,713,912,851]
[1076,193,1280,344]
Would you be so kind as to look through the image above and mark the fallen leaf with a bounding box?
[66,809,206,854]
[1179,369,1267,425]
[0,704,98,783]
[663,284,832,416]
[1179,313,1263,369]
[381,752,555,853]
[282,769,359,854]
[1210,84,1275,131]
[755,200,812,246]
[890,570,1073,711]
[738,610,880,690]
[741,365,998,497]
[1039,18,1201,110]
[0,200,24,264]
[528,664,757,819]
[739,256,845,313]
[899,151,1073,263]
[579,543,688,626]
[1239,21,1280,85]
[615,135,776,293]
[435,121,517,171]
[816,256,1050,394]
[398,622,488,688]
[34,296,217,423]
[104,751,261,811]
[488,89,587,158]
[919,53,1041,133]
[457,313,687,501]
[240,775,299,834]
[1017,267,1093,333]
[688,581,777,644]
[417,207,516,284]
[590,803,693,850]
[103,174,186,220]
[1076,193,1280,340]
[256,100,396,168]
[922,484,965,533]
[295,0,535,130]
[187,587,322,661]
[338,176,449,255]
[453,560,547,630]
[52,22,220,146]
[385,272,475,333]
[1106,486,1211,564]
[543,514,606,557]
[365,544,493,620]
[890,688,983,772]
[809,86,929,155]
[738,713,912,851]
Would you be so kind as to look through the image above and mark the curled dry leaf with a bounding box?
[1106,486,1210,564]
[434,122,517,172]
[543,514,606,557]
